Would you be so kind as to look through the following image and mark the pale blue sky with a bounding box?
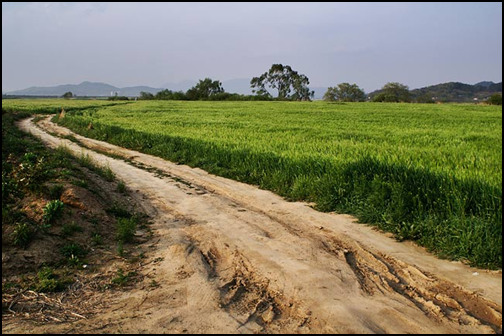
[2,2,502,92]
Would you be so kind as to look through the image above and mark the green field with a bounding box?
[2,99,502,268]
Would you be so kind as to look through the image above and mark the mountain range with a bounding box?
[3,80,502,102]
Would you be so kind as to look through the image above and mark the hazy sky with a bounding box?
[2,2,502,92]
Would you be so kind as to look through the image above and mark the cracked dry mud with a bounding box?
[5,116,502,334]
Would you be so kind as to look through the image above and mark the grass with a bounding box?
[111,268,137,287]
[61,221,84,237]
[116,217,137,243]
[77,153,115,181]
[1,98,130,115]
[116,181,126,193]
[4,99,502,269]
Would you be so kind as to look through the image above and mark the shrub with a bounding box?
[487,93,502,105]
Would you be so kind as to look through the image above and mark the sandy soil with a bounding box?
[4,115,502,334]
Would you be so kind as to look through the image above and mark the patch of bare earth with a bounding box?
[3,116,501,334]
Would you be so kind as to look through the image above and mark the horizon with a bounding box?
[3,78,502,96]
[2,2,502,93]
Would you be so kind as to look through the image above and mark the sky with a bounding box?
[2,2,502,93]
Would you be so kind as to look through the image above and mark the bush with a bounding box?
[108,96,129,101]
[487,93,502,105]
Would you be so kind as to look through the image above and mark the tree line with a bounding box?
[62,63,502,104]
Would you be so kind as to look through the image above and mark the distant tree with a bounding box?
[155,89,174,100]
[107,96,129,101]
[186,78,224,100]
[372,82,411,102]
[61,91,73,99]
[487,93,502,105]
[414,93,435,104]
[139,91,154,100]
[250,64,314,101]
[154,89,188,100]
[323,83,366,102]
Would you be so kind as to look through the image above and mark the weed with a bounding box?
[91,232,103,245]
[116,181,126,193]
[117,241,124,256]
[111,268,137,286]
[33,266,70,292]
[11,222,34,248]
[61,221,83,237]
[106,204,132,218]
[116,217,137,243]
[48,184,64,200]
[60,242,87,266]
[103,166,115,182]
[73,179,88,188]
[42,199,65,226]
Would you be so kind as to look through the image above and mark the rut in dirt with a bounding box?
[16,116,502,334]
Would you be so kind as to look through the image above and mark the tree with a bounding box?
[61,91,73,99]
[139,91,154,100]
[186,78,224,100]
[323,83,366,102]
[372,82,411,102]
[250,64,314,101]
[487,93,502,105]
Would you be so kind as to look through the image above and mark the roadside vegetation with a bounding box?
[2,107,150,321]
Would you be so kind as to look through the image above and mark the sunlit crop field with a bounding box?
[3,99,502,268]
[1,98,129,114]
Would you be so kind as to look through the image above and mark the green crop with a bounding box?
[4,99,501,268]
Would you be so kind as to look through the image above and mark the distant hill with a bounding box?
[368,81,502,103]
[4,81,163,97]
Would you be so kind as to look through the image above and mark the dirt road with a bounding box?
[9,116,502,333]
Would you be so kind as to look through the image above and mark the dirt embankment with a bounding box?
[4,116,502,334]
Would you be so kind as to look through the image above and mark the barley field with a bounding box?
[3,99,502,268]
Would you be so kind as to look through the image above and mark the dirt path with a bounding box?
[7,116,502,333]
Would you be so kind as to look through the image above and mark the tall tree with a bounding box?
[372,82,411,102]
[250,64,314,101]
[323,83,366,102]
[186,78,224,100]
